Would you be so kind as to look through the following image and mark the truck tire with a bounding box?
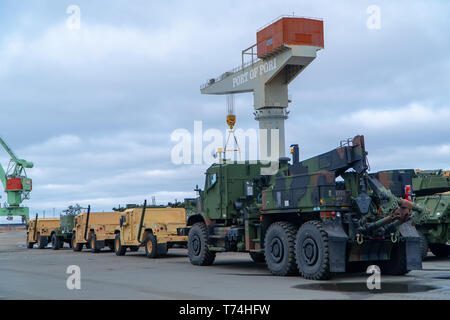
[264,221,298,276]
[429,244,449,258]
[72,233,83,252]
[188,222,216,266]
[418,230,429,259]
[295,220,332,280]
[51,234,61,250]
[114,233,127,256]
[90,234,101,253]
[380,242,409,275]
[249,252,265,263]
[37,234,47,249]
[52,233,62,250]
[145,234,159,258]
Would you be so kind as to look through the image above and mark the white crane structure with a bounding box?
[200,16,324,159]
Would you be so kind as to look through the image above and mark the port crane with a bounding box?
[201,16,324,158]
[0,137,33,220]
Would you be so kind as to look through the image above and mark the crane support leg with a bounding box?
[255,107,288,158]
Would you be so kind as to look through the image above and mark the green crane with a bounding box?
[0,137,33,220]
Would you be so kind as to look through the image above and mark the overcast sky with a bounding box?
[0,0,449,217]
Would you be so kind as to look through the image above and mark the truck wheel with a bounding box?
[418,230,429,259]
[380,242,409,275]
[114,234,126,256]
[188,222,216,266]
[249,252,265,263]
[90,234,101,253]
[72,233,83,252]
[295,220,332,280]
[51,234,61,250]
[264,221,297,276]
[145,234,159,258]
[37,234,47,249]
[429,244,450,258]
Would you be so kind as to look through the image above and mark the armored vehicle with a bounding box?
[186,136,428,280]
[372,169,449,258]
[50,204,84,250]
[26,215,60,249]
[114,200,188,258]
[72,206,122,252]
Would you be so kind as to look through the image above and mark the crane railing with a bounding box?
[200,46,260,90]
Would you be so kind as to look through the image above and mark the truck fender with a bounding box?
[187,213,205,226]
[141,229,153,242]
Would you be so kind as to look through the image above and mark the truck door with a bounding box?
[203,171,223,219]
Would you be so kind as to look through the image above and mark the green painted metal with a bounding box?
[0,137,33,219]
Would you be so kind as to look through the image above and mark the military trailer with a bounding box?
[372,169,450,258]
[50,205,84,250]
[71,206,122,252]
[26,215,60,249]
[114,200,188,258]
[186,135,428,280]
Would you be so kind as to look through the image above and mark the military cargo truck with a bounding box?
[186,136,428,280]
[26,215,60,249]
[50,204,84,250]
[71,206,121,252]
[372,169,450,258]
[114,200,188,258]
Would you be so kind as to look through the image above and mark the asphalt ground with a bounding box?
[1,230,449,300]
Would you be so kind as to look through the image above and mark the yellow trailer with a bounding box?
[72,207,121,253]
[114,201,188,258]
[26,216,60,249]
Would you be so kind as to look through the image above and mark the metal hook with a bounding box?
[391,233,398,243]
[356,234,364,245]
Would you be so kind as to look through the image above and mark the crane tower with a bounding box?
[0,137,33,220]
[200,16,324,158]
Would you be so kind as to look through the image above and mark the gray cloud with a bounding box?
[0,0,448,216]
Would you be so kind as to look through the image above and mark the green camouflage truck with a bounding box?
[184,135,428,280]
[371,169,449,258]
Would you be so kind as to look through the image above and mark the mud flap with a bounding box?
[399,221,422,271]
[322,221,348,272]
[39,236,48,247]
[96,240,105,250]
[157,243,168,255]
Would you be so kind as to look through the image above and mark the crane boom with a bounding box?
[201,16,324,158]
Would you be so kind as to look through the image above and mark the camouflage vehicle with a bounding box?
[371,169,450,258]
[186,135,428,280]
[50,204,84,250]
